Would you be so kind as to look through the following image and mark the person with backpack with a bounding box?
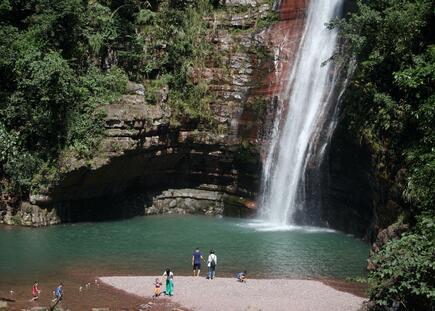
[207,250,217,279]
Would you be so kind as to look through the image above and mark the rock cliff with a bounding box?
[1,0,310,225]
[1,0,378,241]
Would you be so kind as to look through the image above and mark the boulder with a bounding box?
[125,81,145,96]
[29,194,52,205]
[223,0,259,6]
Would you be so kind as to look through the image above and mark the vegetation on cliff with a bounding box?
[0,0,133,196]
[335,0,434,309]
[0,0,225,199]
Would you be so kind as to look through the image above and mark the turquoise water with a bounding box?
[0,215,369,284]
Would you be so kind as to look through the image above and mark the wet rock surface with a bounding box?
[1,202,60,227]
[147,189,225,216]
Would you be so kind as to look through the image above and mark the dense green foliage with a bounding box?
[368,218,435,310]
[336,0,434,309]
[0,0,132,194]
[0,0,229,195]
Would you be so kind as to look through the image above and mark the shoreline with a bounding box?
[1,274,366,310]
[100,275,366,311]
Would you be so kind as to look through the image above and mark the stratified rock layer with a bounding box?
[0,0,378,242]
[9,0,301,224]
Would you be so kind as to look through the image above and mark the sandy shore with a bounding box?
[0,280,147,311]
[100,276,365,311]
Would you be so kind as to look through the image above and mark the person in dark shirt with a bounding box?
[192,247,205,276]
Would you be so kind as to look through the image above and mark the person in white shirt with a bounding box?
[207,250,217,279]
[162,268,174,296]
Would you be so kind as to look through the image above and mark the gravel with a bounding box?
[100,276,365,311]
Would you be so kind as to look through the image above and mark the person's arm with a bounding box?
[201,255,206,262]
[192,255,194,266]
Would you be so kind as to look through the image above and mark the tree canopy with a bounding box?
[0,0,217,195]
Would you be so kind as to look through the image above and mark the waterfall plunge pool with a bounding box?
[0,215,369,288]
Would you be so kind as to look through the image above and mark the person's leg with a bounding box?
[207,266,211,279]
[197,268,201,276]
[193,266,196,276]
[168,280,173,296]
[211,267,216,279]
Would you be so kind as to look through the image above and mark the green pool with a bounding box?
[0,215,369,286]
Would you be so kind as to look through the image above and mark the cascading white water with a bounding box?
[259,0,344,225]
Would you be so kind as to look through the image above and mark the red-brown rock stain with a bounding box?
[237,0,309,142]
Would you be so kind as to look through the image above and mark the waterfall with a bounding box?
[259,0,344,225]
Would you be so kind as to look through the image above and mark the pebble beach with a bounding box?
[100,276,365,311]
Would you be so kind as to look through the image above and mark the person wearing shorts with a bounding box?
[192,248,205,276]
[153,278,162,298]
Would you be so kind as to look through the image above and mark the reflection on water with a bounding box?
[0,215,369,285]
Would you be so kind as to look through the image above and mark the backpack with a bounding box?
[210,258,216,268]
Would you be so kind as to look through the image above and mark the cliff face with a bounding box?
[0,0,309,225]
[318,117,376,238]
[1,0,377,241]
[48,93,261,221]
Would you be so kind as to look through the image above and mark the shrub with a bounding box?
[368,217,435,310]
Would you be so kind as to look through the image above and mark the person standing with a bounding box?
[207,250,217,279]
[192,248,205,276]
[153,278,162,298]
[162,268,174,296]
